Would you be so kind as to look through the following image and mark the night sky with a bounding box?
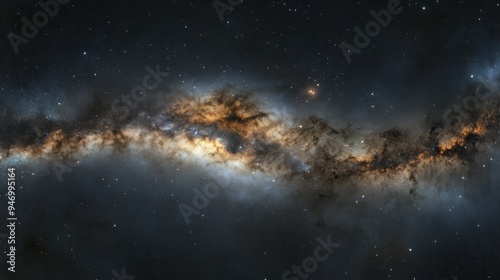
[1,0,500,279]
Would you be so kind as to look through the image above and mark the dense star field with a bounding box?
[1,0,500,279]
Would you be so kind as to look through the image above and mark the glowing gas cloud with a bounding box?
[1,86,499,192]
